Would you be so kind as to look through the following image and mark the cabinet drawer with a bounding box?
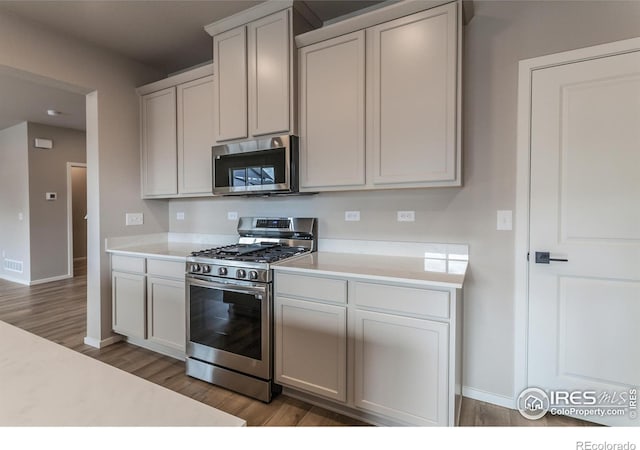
[111,255,145,274]
[351,282,449,319]
[147,258,185,279]
[275,272,347,304]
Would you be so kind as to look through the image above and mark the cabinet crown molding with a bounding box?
[205,0,296,37]
[136,63,213,96]
[296,0,461,48]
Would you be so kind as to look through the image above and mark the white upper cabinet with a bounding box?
[248,9,291,137]
[138,64,214,199]
[141,87,178,197]
[213,26,248,142]
[369,4,458,186]
[296,1,461,191]
[207,3,318,144]
[177,75,214,195]
[299,30,366,190]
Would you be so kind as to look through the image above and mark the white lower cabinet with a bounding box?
[147,277,186,352]
[274,271,461,426]
[112,271,146,339]
[275,296,347,402]
[353,309,449,426]
[111,255,186,359]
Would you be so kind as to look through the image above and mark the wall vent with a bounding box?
[4,259,24,273]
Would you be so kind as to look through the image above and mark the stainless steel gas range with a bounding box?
[185,217,317,402]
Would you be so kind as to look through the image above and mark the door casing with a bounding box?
[513,36,640,408]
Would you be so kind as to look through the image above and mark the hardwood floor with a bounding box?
[0,262,594,427]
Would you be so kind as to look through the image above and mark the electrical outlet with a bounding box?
[45,192,57,201]
[397,211,415,222]
[345,211,360,221]
[176,212,185,221]
[228,211,238,221]
[18,212,23,221]
[497,210,513,231]
[125,213,143,226]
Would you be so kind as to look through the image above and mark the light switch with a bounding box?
[176,212,185,221]
[45,192,57,201]
[228,211,238,221]
[497,210,513,231]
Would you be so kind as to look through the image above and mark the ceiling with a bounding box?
[0,72,86,131]
[0,0,381,133]
[0,0,383,75]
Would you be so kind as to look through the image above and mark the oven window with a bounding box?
[189,285,262,361]
[215,148,285,189]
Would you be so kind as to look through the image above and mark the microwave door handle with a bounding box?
[187,277,267,297]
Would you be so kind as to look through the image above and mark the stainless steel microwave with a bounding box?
[212,135,299,196]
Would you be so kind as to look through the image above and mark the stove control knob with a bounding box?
[249,271,259,280]
[191,264,200,273]
[218,267,228,276]
[202,265,211,274]
[236,269,246,279]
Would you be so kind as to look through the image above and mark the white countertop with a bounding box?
[105,233,237,261]
[273,252,467,288]
[0,321,245,426]
[106,242,201,261]
[105,234,468,288]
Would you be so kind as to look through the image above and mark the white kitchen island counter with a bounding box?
[0,321,245,426]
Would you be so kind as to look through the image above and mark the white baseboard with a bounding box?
[124,336,185,361]
[30,274,72,285]
[462,386,515,409]
[83,334,123,349]
[0,274,30,285]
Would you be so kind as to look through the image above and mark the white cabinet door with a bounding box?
[112,271,146,339]
[141,87,177,197]
[147,276,186,352]
[248,9,291,137]
[368,2,458,186]
[275,296,347,402]
[299,30,366,190]
[177,75,214,195]
[527,48,640,426]
[213,26,248,142]
[353,309,449,426]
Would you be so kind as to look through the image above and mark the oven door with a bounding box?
[186,275,271,380]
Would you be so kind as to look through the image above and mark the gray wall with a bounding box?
[168,1,640,402]
[71,166,87,260]
[0,11,165,342]
[0,122,30,283]
[27,123,86,281]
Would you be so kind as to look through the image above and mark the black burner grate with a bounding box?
[190,244,308,263]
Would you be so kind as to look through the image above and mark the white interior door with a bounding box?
[528,48,640,426]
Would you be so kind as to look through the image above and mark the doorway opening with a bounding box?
[67,162,87,278]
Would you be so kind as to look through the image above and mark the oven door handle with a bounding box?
[187,276,268,297]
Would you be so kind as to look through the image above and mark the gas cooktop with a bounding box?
[189,243,309,264]
[186,217,317,282]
